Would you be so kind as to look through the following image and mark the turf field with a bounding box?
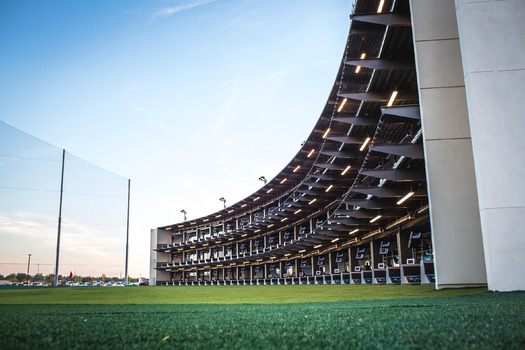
[0,285,524,349]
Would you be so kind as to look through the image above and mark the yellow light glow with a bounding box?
[349,228,359,235]
[322,128,330,139]
[253,197,260,201]
[293,165,301,172]
[355,66,361,73]
[387,90,398,107]
[241,204,247,208]
[397,191,415,205]
[266,188,273,193]
[370,215,382,223]
[314,244,322,249]
[341,165,351,175]
[326,184,333,192]
[281,217,288,222]
[331,238,340,243]
[377,0,385,13]
[307,149,315,157]
[280,178,287,184]
[337,98,347,112]
[299,249,306,253]
[359,137,371,151]
[308,198,317,205]
[294,209,302,214]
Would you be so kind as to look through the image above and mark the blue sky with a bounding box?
[0,0,350,278]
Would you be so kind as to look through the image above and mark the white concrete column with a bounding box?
[409,0,487,288]
[455,0,525,291]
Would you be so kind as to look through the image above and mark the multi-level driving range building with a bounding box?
[151,0,525,291]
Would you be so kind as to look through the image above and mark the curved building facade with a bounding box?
[151,0,525,292]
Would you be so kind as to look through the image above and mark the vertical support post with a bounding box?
[125,179,131,285]
[54,149,66,287]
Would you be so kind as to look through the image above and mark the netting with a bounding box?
[0,121,129,281]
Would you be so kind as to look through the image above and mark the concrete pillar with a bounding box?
[454,0,525,291]
[409,0,487,288]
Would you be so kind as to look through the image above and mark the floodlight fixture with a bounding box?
[259,176,267,184]
[219,197,226,208]
[180,209,187,221]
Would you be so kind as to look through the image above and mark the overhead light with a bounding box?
[165,227,172,231]
[293,165,301,173]
[337,98,347,112]
[215,215,221,218]
[256,259,263,262]
[228,209,234,213]
[241,204,247,208]
[308,198,317,205]
[268,224,274,228]
[228,238,234,241]
[281,217,288,222]
[349,228,359,235]
[387,90,398,107]
[322,128,330,139]
[253,197,260,201]
[299,249,306,253]
[360,53,366,59]
[280,178,287,184]
[341,165,351,175]
[284,253,291,257]
[325,184,333,192]
[377,0,385,13]
[203,243,209,247]
[203,218,209,222]
[266,188,273,194]
[355,53,366,73]
[177,225,184,228]
[241,234,248,237]
[370,215,382,223]
[331,238,340,243]
[314,244,322,249]
[307,149,315,157]
[190,222,196,225]
[397,191,415,205]
[294,209,302,214]
[359,137,371,151]
[254,229,261,233]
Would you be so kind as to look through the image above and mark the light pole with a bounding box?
[27,254,31,284]
[181,209,187,221]
[219,197,226,209]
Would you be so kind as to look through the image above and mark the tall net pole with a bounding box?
[54,149,66,287]
[124,179,130,285]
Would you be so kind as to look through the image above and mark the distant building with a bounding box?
[151,0,525,292]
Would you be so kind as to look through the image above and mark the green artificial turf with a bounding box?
[0,292,524,349]
[0,284,487,304]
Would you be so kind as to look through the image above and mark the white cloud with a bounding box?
[264,57,339,81]
[153,0,216,18]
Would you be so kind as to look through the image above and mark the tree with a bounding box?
[6,273,18,282]
[45,274,55,285]
[32,273,44,282]
[16,273,29,283]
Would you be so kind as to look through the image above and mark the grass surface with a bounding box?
[0,286,524,349]
[0,284,487,304]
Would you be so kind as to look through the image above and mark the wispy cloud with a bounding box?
[153,0,216,19]
[265,57,339,81]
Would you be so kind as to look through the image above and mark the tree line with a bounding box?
[0,273,139,284]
